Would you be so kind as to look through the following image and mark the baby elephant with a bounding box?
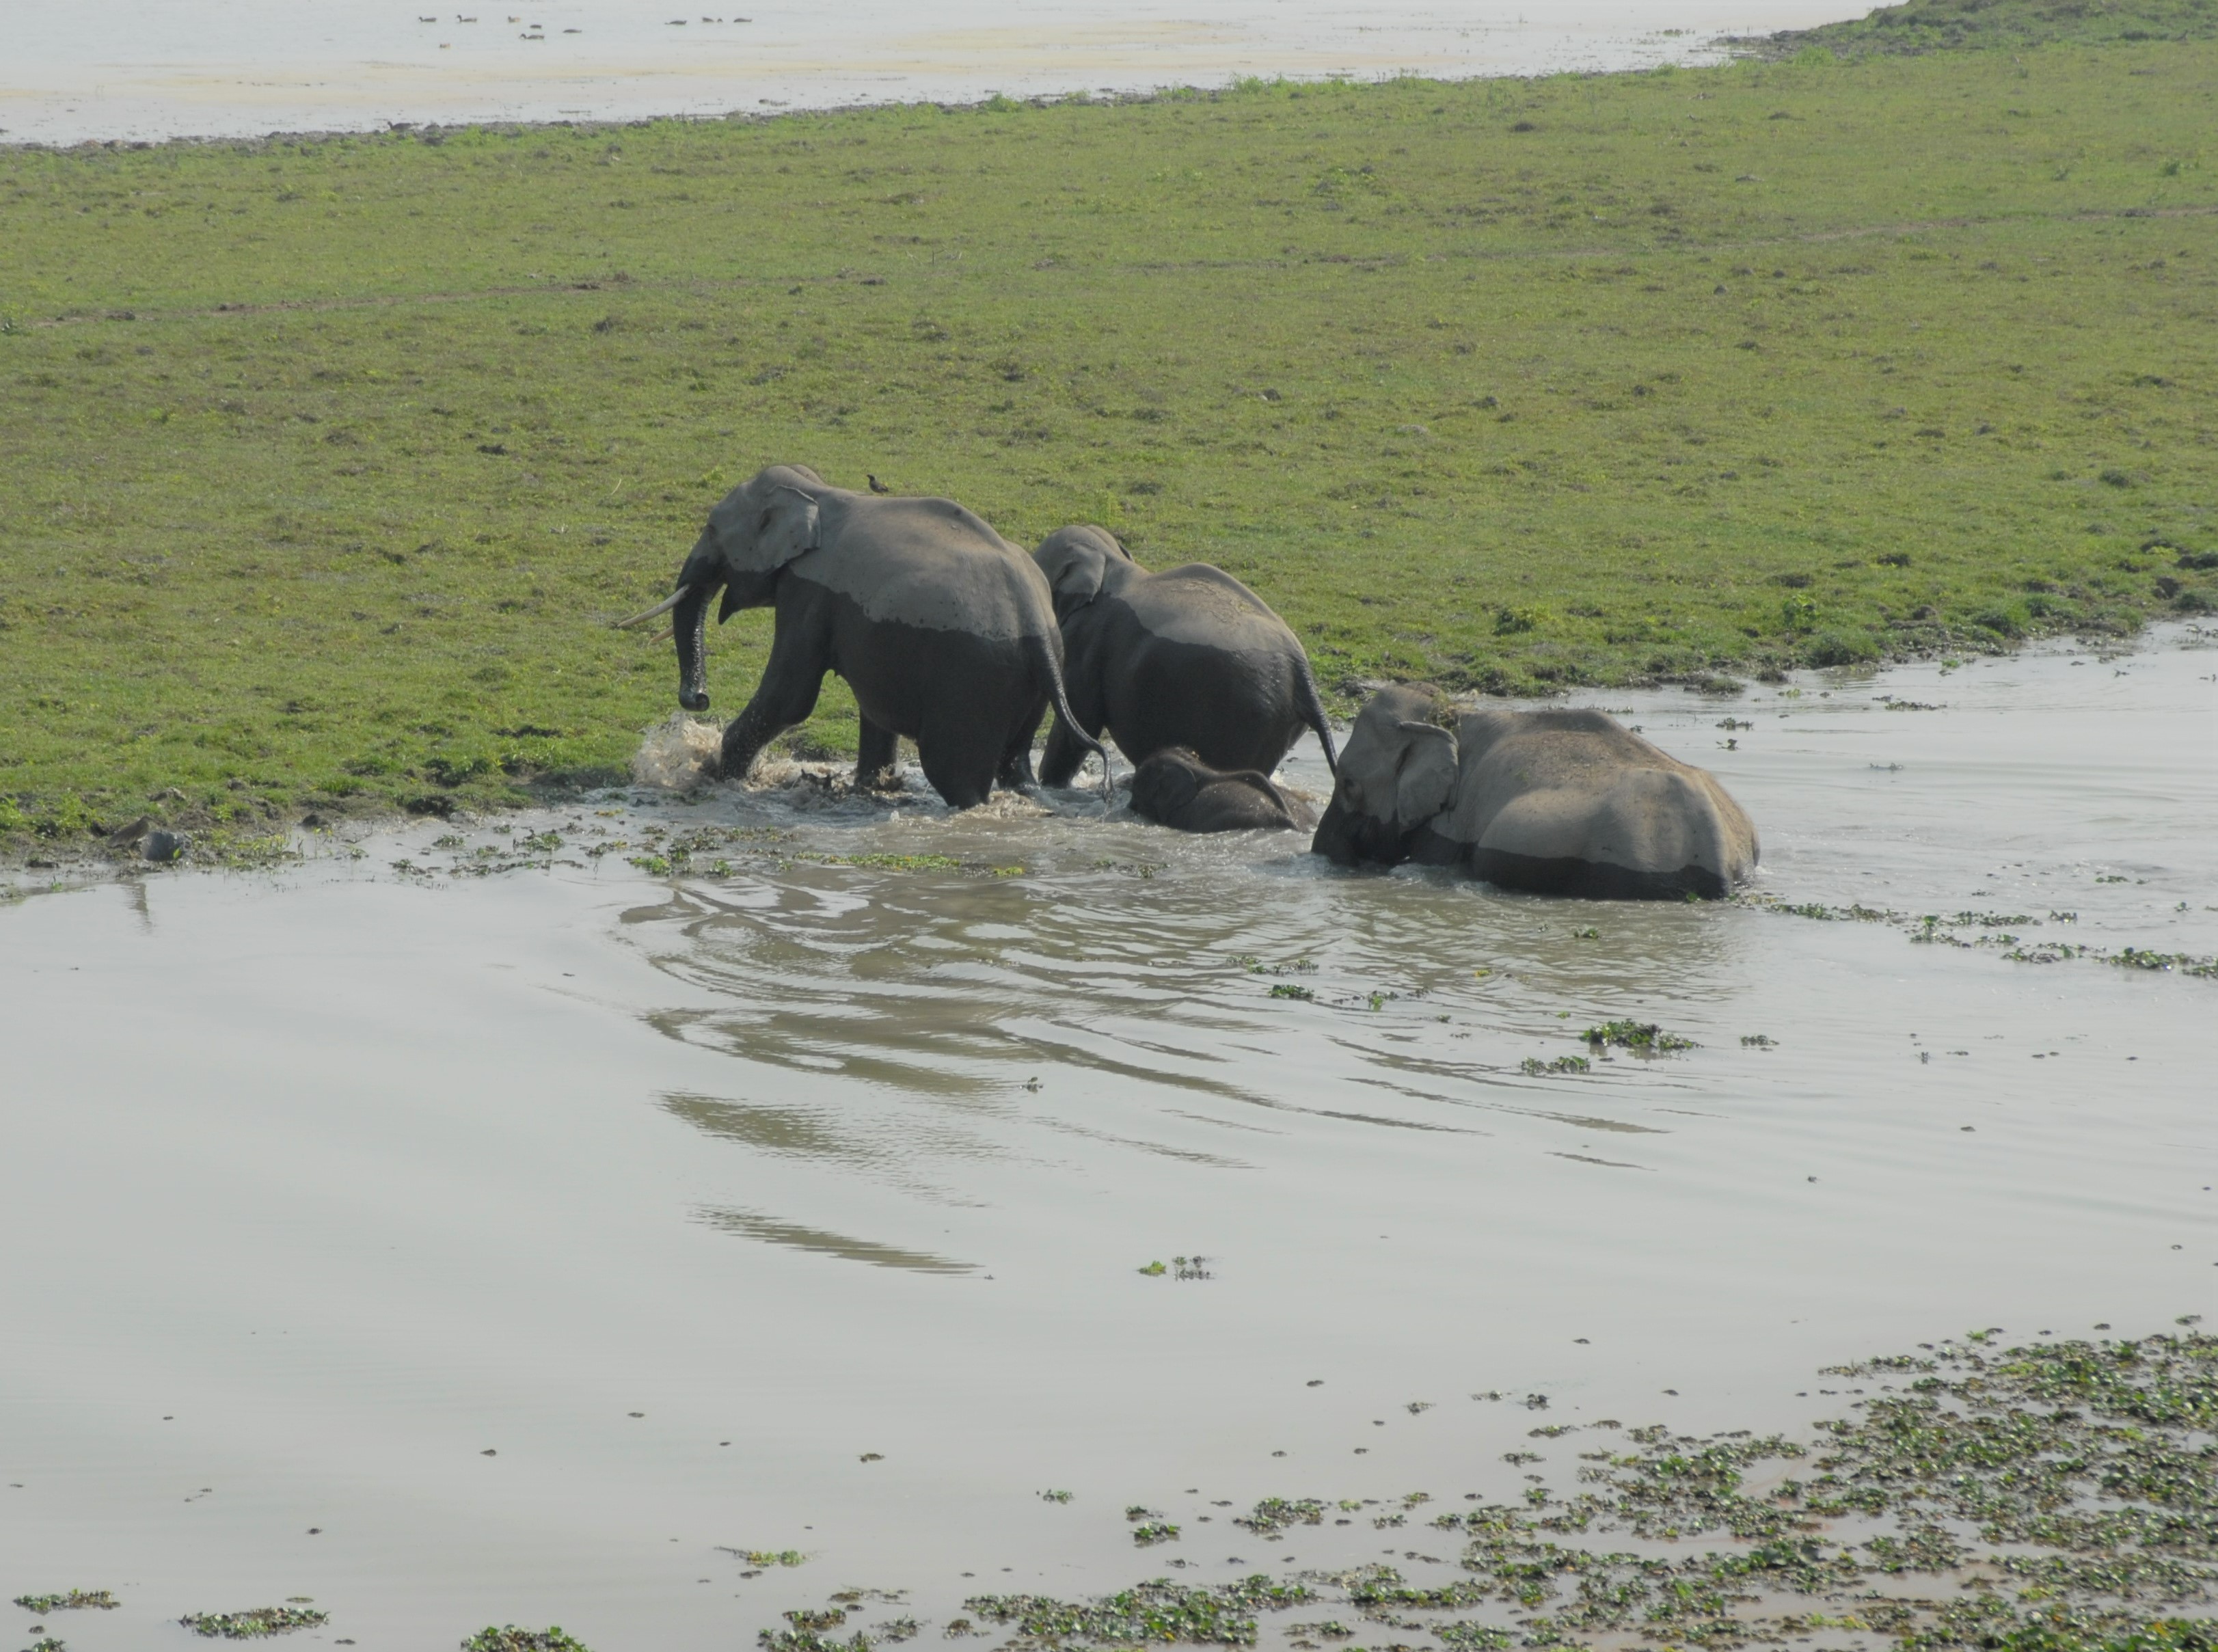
[1032,525,1338,786]
[1312,686,1757,899]
[1129,747,1316,834]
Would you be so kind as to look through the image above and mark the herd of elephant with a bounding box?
[616,465,1759,901]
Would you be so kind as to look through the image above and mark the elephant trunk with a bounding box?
[1312,796,1363,865]
[1310,797,1409,867]
[671,530,725,713]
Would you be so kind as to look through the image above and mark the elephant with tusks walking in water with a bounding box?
[617,465,1110,809]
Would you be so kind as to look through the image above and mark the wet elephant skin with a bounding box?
[1128,747,1314,834]
[1032,525,1336,787]
[656,465,1108,809]
[1313,687,1758,901]
[724,578,1055,807]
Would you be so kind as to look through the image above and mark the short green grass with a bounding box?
[1764,0,2218,56]
[3,28,2214,838]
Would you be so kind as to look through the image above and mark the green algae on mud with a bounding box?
[749,1330,2218,1652]
[3,23,2217,846]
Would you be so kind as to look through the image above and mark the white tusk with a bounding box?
[649,626,673,645]
[610,584,691,629]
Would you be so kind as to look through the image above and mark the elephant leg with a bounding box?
[1039,710,1109,788]
[856,716,900,790]
[997,703,1045,791]
[917,715,999,811]
[718,641,826,783]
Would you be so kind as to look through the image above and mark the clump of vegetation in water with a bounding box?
[754,1327,2217,1652]
[179,1605,329,1638]
[461,1631,595,1652]
[1237,1498,1329,1536]
[1744,895,2218,981]
[12,1591,118,1614]
[964,1575,1316,1644]
[4,8,2214,843]
[1582,1019,1695,1052]
[1520,1055,1592,1075]
[761,1631,871,1652]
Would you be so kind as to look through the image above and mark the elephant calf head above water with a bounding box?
[1030,524,1338,786]
[1312,686,1759,899]
[619,464,1108,809]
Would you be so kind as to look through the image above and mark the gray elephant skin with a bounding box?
[1128,747,1315,834]
[1312,686,1758,899]
[638,465,1107,809]
[1030,525,1338,787]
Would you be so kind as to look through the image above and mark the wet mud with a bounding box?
[0,631,2212,1650]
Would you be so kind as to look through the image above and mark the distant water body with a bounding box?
[4,0,1864,146]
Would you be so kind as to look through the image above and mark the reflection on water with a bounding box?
[0,631,2211,1652]
[693,1205,977,1275]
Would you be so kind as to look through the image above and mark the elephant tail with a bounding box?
[1294,655,1340,776]
[1023,630,1115,808]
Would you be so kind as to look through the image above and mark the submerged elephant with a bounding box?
[1312,686,1758,899]
[619,465,1108,809]
[1030,525,1338,787]
[1128,747,1315,834]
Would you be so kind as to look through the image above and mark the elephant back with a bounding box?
[1121,563,1299,655]
[798,494,1057,641]
[1444,709,1757,888]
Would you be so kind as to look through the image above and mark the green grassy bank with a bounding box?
[2,31,2214,837]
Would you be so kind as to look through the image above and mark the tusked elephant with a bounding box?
[617,465,1109,809]
[1128,746,1315,834]
[1029,525,1338,787]
[1312,686,1758,899]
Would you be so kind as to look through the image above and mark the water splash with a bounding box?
[628,712,721,791]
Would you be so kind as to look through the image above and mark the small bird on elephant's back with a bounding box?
[1030,524,1338,788]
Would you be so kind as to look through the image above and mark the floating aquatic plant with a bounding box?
[1582,1019,1694,1053]
[179,1605,329,1638]
[11,1593,116,1614]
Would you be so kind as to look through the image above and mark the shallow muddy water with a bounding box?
[5,0,1864,147]
[2,631,2214,1651]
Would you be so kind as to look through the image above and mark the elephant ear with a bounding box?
[1393,721,1458,826]
[708,483,821,581]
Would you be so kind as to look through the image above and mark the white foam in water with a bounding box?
[626,712,722,791]
[630,711,1120,812]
